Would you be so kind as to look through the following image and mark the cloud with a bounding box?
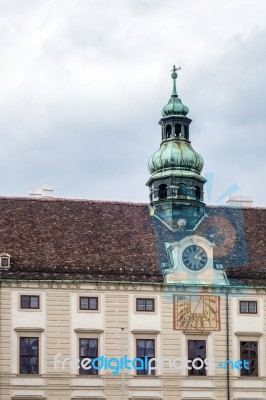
[0,0,265,205]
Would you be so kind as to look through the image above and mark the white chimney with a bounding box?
[42,183,53,198]
[226,195,253,207]
[29,184,53,198]
[29,188,42,198]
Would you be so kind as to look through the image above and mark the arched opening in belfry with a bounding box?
[175,124,181,138]
[158,184,168,200]
[195,186,201,201]
[184,125,189,140]
[166,125,171,139]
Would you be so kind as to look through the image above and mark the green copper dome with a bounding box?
[161,96,189,117]
[161,66,189,117]
[148,140,204,175]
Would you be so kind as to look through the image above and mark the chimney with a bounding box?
[42,183,53,198]
[226,195,253,207]
[29,184,53,198]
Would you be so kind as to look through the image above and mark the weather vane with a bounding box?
[172,65,181,74]
[171,65,181,96]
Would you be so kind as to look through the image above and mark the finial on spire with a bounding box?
[171,65,181,97]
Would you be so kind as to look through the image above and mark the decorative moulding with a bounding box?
[14,327,44,332]
[11,397,47,400]
[181,398,213,400]
[74,328,104,333]
[129,398,163,400]
[71,397,106,400]
[234,331,262,337]
[131,330,160,334]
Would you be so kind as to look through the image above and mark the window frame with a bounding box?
[239,300,257,315]
[79,296,99,311]
[136,338,156,376]
[79,337,99,375]
[0,253,11,269]
[187,339,207,377]
[136,298,155,312]
[20,295,40,310]
[19,336,39,375]
[240,340,258,377]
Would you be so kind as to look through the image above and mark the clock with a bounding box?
[182,245,208,271]
[173,295,220,331]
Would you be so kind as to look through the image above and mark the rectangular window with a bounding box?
[240,341,258,376]
[79,338,98,375]
[1,257,9,267]
[20,337,39,374]
[136,339,155,375]
[188,340,206,376]
[79,297,98,310]
[136,298,155,312]
[240,301,257,314]
[20,295,39,309]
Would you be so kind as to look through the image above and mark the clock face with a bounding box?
[182,245,208,271]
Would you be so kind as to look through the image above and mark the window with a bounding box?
[0,253,11,268]
[184,125,189,139]
[158,184,167,200]
[136,298,155,312]
[136,339,155,375]
[20,295,39,309]
[195,186,201,201]
[79,338,98,375]
[166,124,171,139]
[20,337,39,374]
[240,301,257,314]
[188,340,206,376]
[175,123,181,138]
[80,297,98,310]
[240,341,258,376]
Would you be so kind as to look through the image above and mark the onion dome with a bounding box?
[161,66,189,117]
[148,140,204,175]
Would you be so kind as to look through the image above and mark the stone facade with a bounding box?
[1,280,266,399]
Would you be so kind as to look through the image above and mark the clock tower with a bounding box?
[147,66,206,231]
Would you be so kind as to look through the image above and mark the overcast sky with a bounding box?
[0,0,265,206]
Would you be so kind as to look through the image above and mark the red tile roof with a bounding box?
[0,197,161,282]
[0,197,265,285]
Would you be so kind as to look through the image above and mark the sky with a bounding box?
[0,0,266,206]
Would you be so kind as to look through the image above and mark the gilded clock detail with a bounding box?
[173,295,220,331]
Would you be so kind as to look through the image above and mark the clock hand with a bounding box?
[194,251,202,260]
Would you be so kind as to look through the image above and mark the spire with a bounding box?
[161,66,189,117]
[171,65,180,97]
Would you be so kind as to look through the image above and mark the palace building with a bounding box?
[0,67,266,400]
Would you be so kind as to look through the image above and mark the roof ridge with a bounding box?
[0,196,149,206]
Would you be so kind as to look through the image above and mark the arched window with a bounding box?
[175,124,181,138]
[158,184,167,200]
[184,125,189,140]
[195,186,201,201]
[166,125,171,139]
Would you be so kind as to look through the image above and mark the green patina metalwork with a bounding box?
[161,65,189,117]
[147,66,206,231]
[148,139,204,176]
